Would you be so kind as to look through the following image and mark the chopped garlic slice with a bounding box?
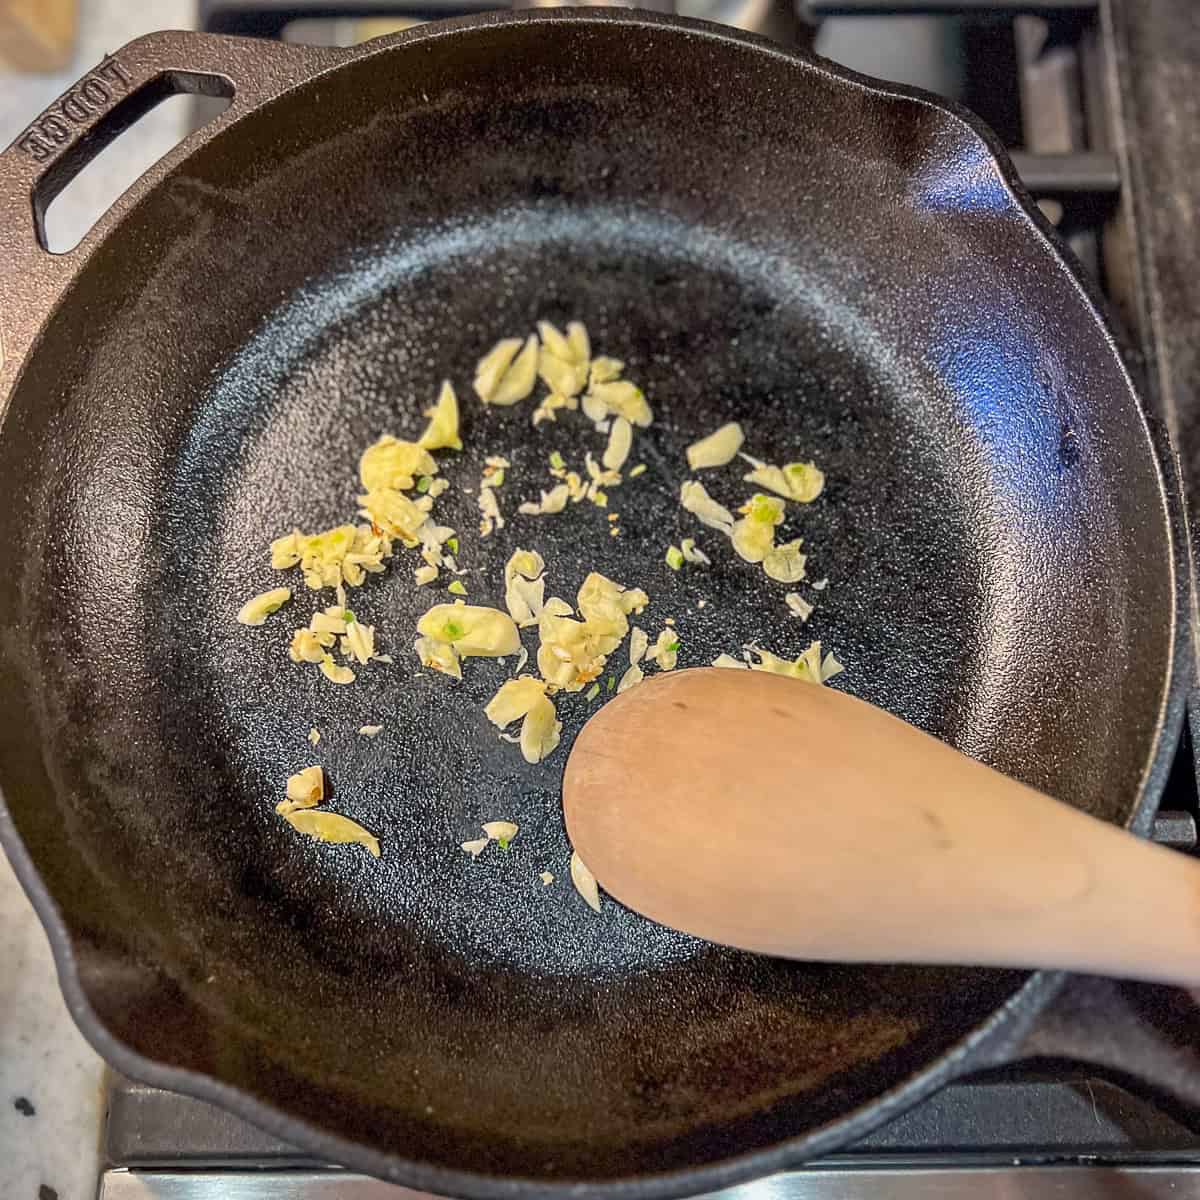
[506,548,545,584]
[646,628,679,671]
[237,586,291,626]
[686,421,744,470]
[359,489,427,545]
[532,391,578,426]
[731,493,786,564]
[565,321,589,361]
[310,609,347,636]
[417,601,520,657]
[602,417,633,472]
[414,563,438,587]
[712,653,748,669]
[680,480,735,533]
[319,654,355,685]
[504,548,547,627]
[785,592,814,621]
[414,634,462,679]
[537,321,590,397]
[482,820,518,843]
[478,485,504,538]
[537,320,574,363]
[358,725,383,737]
[275,523,392,591]
[740,454,825,503]
[282,809,379,857]
[538,346,589,398]
[764,539,807,584]
[289,628,327,663]
[535,574,647,695]
[570,851,601,913]
[418,381,462,451]
[581,391,607,425]
[540,871,555,885]
[680,537,710,565]
[360,436,438,493]
[586,380,653,427]
[462,837,490,859]
[270,531,302,569]
[518,483,570,516]
[618,663,644,692]
[589,356,624,387]
[629,626,649,666]
[477,335,538,405]
[341,618,376,665]
[731,519,775,563]
[278,765,323,814]
[520,694,561,764]
[505,573,544,626]
[747,640,843,685]
[473,337,519,403]
[485,676,549,728]
[308,727,321,745]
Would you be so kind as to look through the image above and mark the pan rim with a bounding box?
[0,8,1190,1197]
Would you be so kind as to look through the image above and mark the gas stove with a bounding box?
[99,0,1200,1196]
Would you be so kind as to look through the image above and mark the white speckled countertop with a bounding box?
[0,860,105,1200]
[1,5,195,1198]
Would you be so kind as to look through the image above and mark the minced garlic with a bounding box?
[747,640,843,684]
[319,654,355,685]
[475,335,539,406]
[414,634,462,680]
[537,320,590,398]
[764,539,807,584]
[686,422,744,470]
[417,601,520,658]
[518,483,570,516]
[785,592,814,621]
[482,820,519,843]
[282,808,379,857]
[570,851,601,913]
[237,587,291,626]
[602,417,633,472]
[680,480,734,534]
[504,548,546,627]
[645,628,679,671]
[617,663,644,692]
[740,454,825,503]
[584,380,652,428]
[360,436,438,493]
[278,765,324,814]
[418,381,462,451]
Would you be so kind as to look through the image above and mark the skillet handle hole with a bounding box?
[35,72,233,255]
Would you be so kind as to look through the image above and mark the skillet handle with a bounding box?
[976,975,1200,1130]
[0,29,335,387]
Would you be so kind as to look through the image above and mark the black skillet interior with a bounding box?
[0,13,1175,1193]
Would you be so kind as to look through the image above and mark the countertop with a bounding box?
[0,860,105,1200]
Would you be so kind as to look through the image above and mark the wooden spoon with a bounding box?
[563,667,1200,986]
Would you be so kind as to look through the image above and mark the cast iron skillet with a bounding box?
[0,11,1188,1198]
